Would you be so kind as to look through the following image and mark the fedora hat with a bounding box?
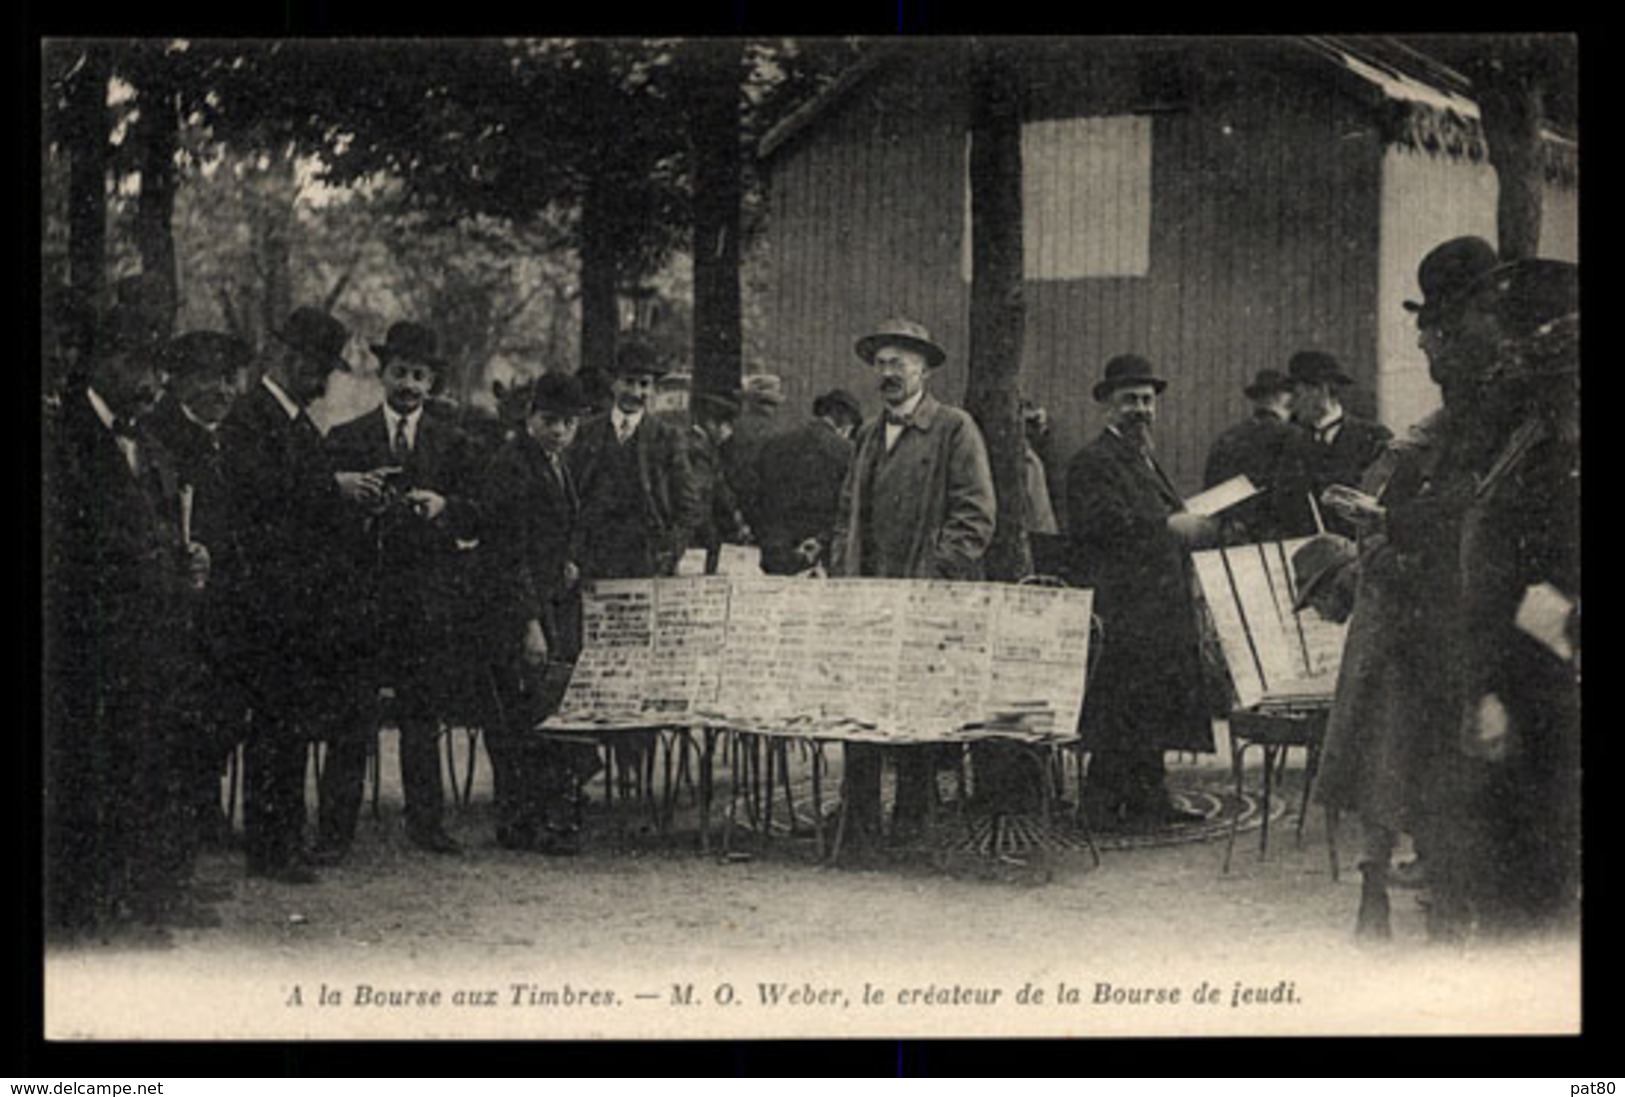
[371,321,447,372]
[1242,368,1294,399]
[611,339,670,378]
[529,371,590,416]
[1291,534,1358,612]
[165,331,253,378]
[1287,350,1352,387]
[1404,236,1500,325]
[273,306,351,374]
[1091,354,1167,402]
[854,317,947,369]
[813,387,862,423]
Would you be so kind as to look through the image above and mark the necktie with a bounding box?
[616,417,635,444]
[112,418,141,476]
[393,416,410,458]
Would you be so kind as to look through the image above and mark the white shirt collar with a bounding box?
[382,403,422,444]
[612,406,644,436]
[1311,402,1344,432]
[86,387,118,432]
[261,375,302,421]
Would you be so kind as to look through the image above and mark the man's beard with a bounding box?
[1119,416,1152,445]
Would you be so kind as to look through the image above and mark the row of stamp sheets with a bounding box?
[544,576,1093,745]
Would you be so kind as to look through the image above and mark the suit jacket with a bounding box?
[1064,428,1213,753]
[478,435,582,658]
[830,392,995,580]
[752,418,853,573]
[1202,410,1304,541]
[216,380,361,705]
[686,425,745,555]
[569,410,701,578]
[1282,414,1394,537]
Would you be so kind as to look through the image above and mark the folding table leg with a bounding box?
[810,744,826,860]
[1222,738,1249,874]
[1258,743,1276,859]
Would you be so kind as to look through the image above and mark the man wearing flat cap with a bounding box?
[318,321,483,858]
[831,318,996,842]
[1451,257,1580,937]
[569,339,701,582]
[146,331,255,860]
[479,372,595,853]
[753,388,862,575]
[216,305,378,884]
[44,285,208,934]
[1064,354,1216,831]
[1202,368,1301,543]
[1284,350,1392,538]
[687,389,751,574]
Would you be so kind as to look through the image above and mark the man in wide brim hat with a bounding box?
[854,317,948,369]
[1091,353,1168,402]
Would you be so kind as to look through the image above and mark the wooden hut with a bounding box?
[757,35,1579,501]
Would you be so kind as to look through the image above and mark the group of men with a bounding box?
[43,237,1578,946]
[1286,239,1581,943]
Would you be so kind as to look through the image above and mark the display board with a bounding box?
[1191,538,1348,711]
[545,576,1094,744]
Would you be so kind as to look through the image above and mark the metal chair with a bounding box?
[1220,706,1330,874]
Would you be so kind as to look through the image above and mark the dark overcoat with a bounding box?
[752,418,853,573]
[1280,414,1394,537]
[1063,428,1213,754]
[569,411,700,579]
[1202,410,1306,541]
[478,434,583,661]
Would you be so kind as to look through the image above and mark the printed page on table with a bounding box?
[1191,548,1266,710]
[643,576,730,718]
[986,583,1093,739]
[789,578,902,727]
[892,580,995,733]
[555,578,657,723]
[711,574,796,724]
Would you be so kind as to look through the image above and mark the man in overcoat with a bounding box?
[478,372,593,853]
[319,321,482,857]
[44,289,208,932]
[216,306,376,883]
[1312,235,1503,940]
[1454,258,1580,936]
[1202,368,1302,542]
[830,318,996,840]
[686,389,750,574]
[569,340,701,582]
[145,331,255,858]
[753,388,861,575]
[1064,355,1216,830]
[1283,351,1393,537]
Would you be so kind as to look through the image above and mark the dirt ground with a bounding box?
[42,723,1581,1040]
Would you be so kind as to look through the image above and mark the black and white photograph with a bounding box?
[36,33,1581,1041]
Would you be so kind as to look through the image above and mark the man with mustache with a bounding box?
[45,280,212,935]
[568,340,701,582]
[830,318,996,844]
[319,321,482,858]
[1064,355,1217,831]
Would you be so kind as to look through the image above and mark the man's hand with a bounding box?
[1167,512,1218,547]
[185,541,211,591]
[1461,692,1513,762]
[335,469,387,507]
[1321,484,1386,530]
[522,618,549,667]
[562,561,581,589]
[404,488,447,522]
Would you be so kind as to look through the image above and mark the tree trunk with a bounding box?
[578,177,620,377]
[251,143,298,346]
[133,57,179,333]
[963,40,1031,583]
[686,40,744,399]
[1477,74,1545,262]
[964,41,1035,812]
[65,44,112,320]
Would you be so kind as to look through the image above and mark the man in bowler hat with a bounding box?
[319,321,482,857]
[216,306,378,883]
[830,318,996,842]
[1202,368,1300,542]
[1284,350,1392,537]
[687,389,751,574]
[1064,354,1217,830]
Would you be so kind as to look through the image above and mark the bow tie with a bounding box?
[884,410,910,427]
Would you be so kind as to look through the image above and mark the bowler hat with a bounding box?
[1287,350,1352,387]
[813,387,862,423]
[273,306,351,374]
[1091,354,1167,402]
[371,321,446,372]
[855,317,948,369]
[611,339,669,378]
[529,372,590,416]
[165,331,253,378]
[1291,534,1358,613]
[1242,368,1294,399]
[693,389,743,421]
[742,373,786,406]
[1404,236,1499,324]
